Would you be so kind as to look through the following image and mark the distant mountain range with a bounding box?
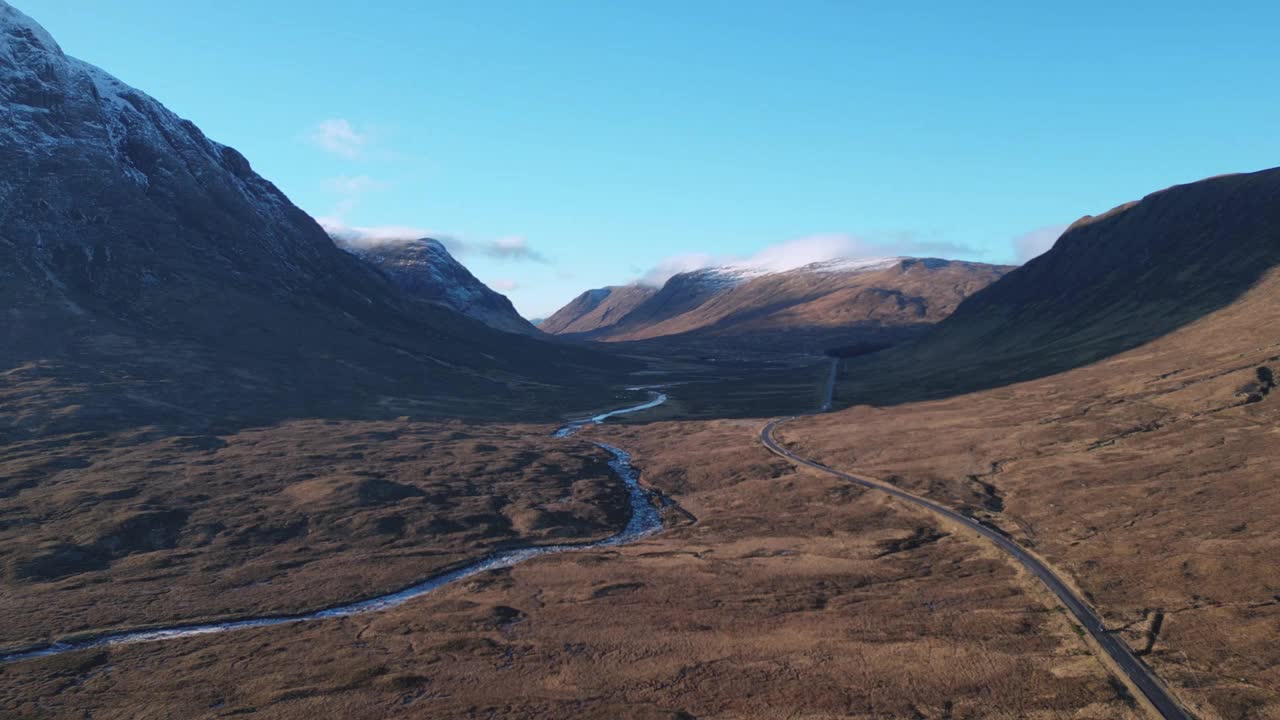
[0,2,629,437]
[544,257,1012,353]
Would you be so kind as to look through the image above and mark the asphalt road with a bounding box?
[760,360,1194,720]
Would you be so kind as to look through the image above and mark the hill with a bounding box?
[539,284,658,334]
[834,167,1280,403]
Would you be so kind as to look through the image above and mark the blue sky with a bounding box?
[24,1,1280,316]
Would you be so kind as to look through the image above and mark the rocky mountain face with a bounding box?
[0,1,629,438]
[539,284,658,334]
[339,237,536,335]
[545,257,1010,353]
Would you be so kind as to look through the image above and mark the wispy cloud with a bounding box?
[1012,224,1070,262]
[489,278,519,291]
[325,175,386,194]
[636,232,977,286]
[478,235,547,262]
[320,219,433,245]
[639,253,717,286]
[317,219,549,263]
[318,174,388,220]
[308,119,369,159]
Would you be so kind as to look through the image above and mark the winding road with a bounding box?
[760,359,1194,720]
[0,390,671,665]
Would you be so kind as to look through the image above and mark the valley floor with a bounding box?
[5,303,1279,718]
[1,416,1138,719]
[786,303,1280,719]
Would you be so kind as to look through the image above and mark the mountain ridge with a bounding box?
[833,166,1280,403]
[545,256,1011,353]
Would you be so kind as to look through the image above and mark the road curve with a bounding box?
[761,361,1194,720]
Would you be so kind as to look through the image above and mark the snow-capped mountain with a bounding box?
[338,237,536,335]
[545,257,1012,352]
[0,0,629,435]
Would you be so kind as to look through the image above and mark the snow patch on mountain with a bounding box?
[1,0,303,252]
[680,256,905,291]
[336,237,536,335]
[794,256,903,274]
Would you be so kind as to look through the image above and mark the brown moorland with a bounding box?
[780,297,1280,719]
[0,420,631,651]
[3,5,1276,716]
[772,169,1280,719]
[0,417,1142,720]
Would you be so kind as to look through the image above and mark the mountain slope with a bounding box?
[0,1,630,438]
[547,258,1011,353]
[600,267,765,338]
[836,167,1280,403]
[792,168,1280,718]
[540,284,658,334]
[339,237,536,335]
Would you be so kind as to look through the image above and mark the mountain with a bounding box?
[545,257,1011,353]
[834,167,1280,403]
[338,237,536,335]
[0,1,630,438]
[539,284,658,334]
[791,169,1280,718]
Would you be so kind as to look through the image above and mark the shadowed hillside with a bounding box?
[540,284,658,334]
[0,3,635,440]
[835,167,1280,404]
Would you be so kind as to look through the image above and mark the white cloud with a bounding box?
[319,218,431,246]
[316,219,547,263]
[319,174,388,220]
[308,119,368,159]
[639,253,717,286]
[744,234,869,272]
[494,236,527,252]
[490,278,519,291]
[1013,224,1070,262]
[636,232,975,287]
[480,235,547,262]
[325,175,386,194]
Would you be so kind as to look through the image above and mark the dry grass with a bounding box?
[781,271,1280,719]
[0,419,627,650]
[0,418,1139,719]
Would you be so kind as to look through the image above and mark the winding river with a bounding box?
[1,390,670,665]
